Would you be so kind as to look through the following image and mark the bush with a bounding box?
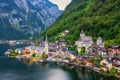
[108,68,117,76]
[80,47,86,56]
[9,50,18,56]
[32,53,36,57]
[41,52,48,58]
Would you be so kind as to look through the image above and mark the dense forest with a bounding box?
[38,0,120,46]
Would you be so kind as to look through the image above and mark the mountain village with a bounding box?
[5,30,120,78]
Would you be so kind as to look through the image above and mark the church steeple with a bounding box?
[45,34,48,54]
[46,34,48,42]
[80,30,85,37]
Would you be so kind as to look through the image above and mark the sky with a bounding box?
[49,0,72,10]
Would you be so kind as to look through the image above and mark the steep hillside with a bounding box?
[41,0,120,46]
[0,0,61,39]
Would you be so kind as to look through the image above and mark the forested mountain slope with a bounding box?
[41,0,120,46]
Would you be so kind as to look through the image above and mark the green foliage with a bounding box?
[9,50,18,56]
[108,68,117,76]
[100,69,105,73]
[65,57,71,61]
[69,45,78,53]
[94,59,100,67]
[80,47,86,56]
[91,57,100,66]
[90,57,95,63]
[31,53,36,57]
[81,62,86,65]
[38,0,120,46]
[34,42,39,46]
[41,52,48,59]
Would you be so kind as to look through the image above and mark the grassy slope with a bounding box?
[39,0,120,46]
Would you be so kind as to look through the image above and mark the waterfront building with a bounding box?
[35,35,49,56]
[34,35,49,56]
[22,47,35,58]
[15,48,22,54]
[100,58,113,72]
[21,35,49,57]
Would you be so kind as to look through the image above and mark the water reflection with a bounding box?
[45,69,71,80]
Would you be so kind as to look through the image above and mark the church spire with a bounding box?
[80,30,85,37]
[45,33,48,54]
[46,33,48,42]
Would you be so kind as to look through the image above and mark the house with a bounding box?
[96,37,104,48]
[84,59,93,67]
[60,30,69,37]
[15,48,22,54]
[100,58,113,72]
[108,45,120,55]
[60,40,66,47]
[116,69,120,76]
[22,48,35,58]
[35,47,46,56]
[22,35,49,57]
[8,40,16,45]
[88,53,95,57]
[76,58,82,64]
[75,30,93,53]
[49,42,56,49]
[87,47,95,54]
[97,48,107,57]
[56,40,67,48]
[112,57,120,63]
[81,56,93,67]
[55,50,66,57]
[48,49,56,56]
[93,67,101,73]
[112,57,120,69]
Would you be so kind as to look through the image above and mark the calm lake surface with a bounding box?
[0,44,119,80]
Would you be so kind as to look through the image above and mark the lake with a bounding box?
[0,44,119,80]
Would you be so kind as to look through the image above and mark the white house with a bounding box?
[96,37,104,48]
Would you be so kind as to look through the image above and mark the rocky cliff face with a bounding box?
[0,0,62,39]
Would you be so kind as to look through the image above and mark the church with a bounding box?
[35,35,49,56]
[75,30,93,53]
[75,30,105,53]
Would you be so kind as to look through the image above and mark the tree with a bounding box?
[31,53,36,57]
[9,50,18,56]
[41,52,48,59]
[69,45,78,53]
[80,47,86,56]
[108,68,116,76]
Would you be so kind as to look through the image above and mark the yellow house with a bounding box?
[100,58,113,72]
